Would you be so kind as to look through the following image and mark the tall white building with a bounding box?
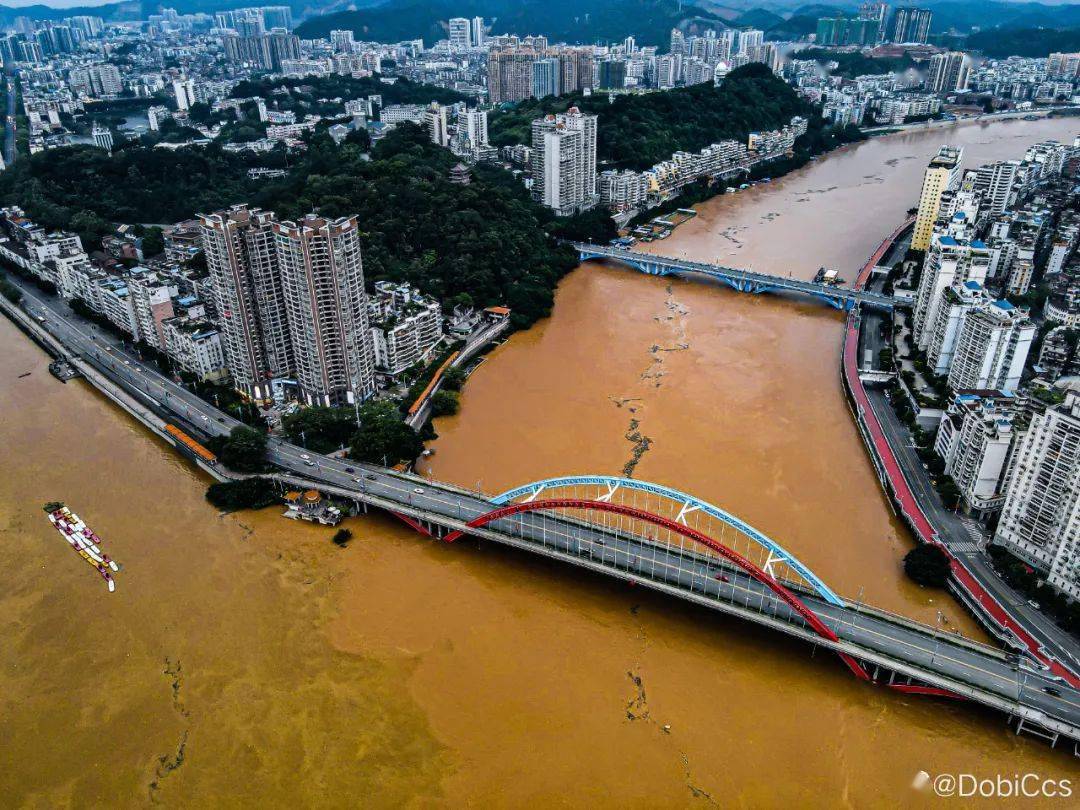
[464,109,488,149]
[199,205,293,401]
[946,299,1035,393]
[470,16,485,47]
[912,145,963,251]
[448,17,471,50]
[975,161,1020,217]
[423,102,449,147]
[926,280,986,375]
[737,29,764,55]
[172,78,195,111]
[926,51,970,94]
[273,214,376,407]
[912,225,990,349]
[995,391,1080,599]
[935,393,1017,517]
[530,108,598,216]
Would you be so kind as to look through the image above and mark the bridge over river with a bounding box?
[4,281,1079,755]
[571,242,900,311]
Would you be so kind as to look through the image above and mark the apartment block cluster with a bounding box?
[597,116,808,213]
[898,139,1080,599]
[0,204,450,406]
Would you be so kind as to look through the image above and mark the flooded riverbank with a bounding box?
[3,116,1078,807]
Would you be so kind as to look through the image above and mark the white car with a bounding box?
[413,487,424,494]
[299,454,310,460]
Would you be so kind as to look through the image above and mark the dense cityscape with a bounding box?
[4,0,1080,803]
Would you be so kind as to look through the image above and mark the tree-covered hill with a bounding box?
[966,27,1080,58]
[0,126,576,328]
[491,63,810,171]
[294,0,725,47]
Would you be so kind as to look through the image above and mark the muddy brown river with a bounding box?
[3,117,1078,807]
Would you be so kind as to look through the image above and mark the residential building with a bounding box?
[530,108,598,216]
[273,213,376,407]
[532,57,560,99]
[199,205,292,401]
[913,224,989,349]
[423,102,449,147]
[934,392,1017,517]
[925,280,987,374]
[947,300,1035,392]
[162,317,228,382]
[126,267,176,350]
[926,51,969,94]
[368,282,443,376]
[975,161,1020,217]
[995,391,1080,599]
[488,48,540,104]
[912,145,963,251]
[448,17,471,51]
[891,7,932,44]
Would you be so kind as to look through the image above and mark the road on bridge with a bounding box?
[8,280,1080,746]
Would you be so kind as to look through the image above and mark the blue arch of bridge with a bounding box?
[492,475,844,606]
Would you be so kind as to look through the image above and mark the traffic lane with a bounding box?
[866,387,1080,669]
[20,284,1080,720]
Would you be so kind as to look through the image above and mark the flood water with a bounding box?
[3,117,1079,808]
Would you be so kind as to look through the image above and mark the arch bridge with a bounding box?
[320,471,1080,749]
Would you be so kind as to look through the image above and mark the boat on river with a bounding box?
[43,502,119,592]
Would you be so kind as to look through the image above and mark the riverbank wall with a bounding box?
[839,220,1080,684]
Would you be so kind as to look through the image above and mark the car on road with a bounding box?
[304,460,316,468]
[353,477,363,484]
[364,474,377,481]
[1028,600,1041,610]
[715,574,730,583]
[300,454,310,460]
[413,487,424,494]
[345,467,354,473]
[1042,686,1062,697]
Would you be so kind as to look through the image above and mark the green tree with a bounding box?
[141,226,164,257]
[218,425,268,472]
[350,400,424,465]
[205,477,278,510]
[430,390,460,417]
[903,545,952,587]
[282,406,358,454]
[332,528,353,547]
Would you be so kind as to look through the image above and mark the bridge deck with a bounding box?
[7,283,1080,747]
[572,242,898,310]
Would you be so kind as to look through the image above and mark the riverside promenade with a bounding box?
[841,219,1080,689]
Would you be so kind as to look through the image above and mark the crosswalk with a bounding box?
[951,541,981,554]
[950,518,986,554]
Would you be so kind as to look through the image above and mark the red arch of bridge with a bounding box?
[443,498,870,680]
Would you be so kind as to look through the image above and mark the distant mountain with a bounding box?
[295,0,728,47]
[966,26,1080,57]
[0,0,365,25]
[924,1,1080,34]
[734,8,784,29]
